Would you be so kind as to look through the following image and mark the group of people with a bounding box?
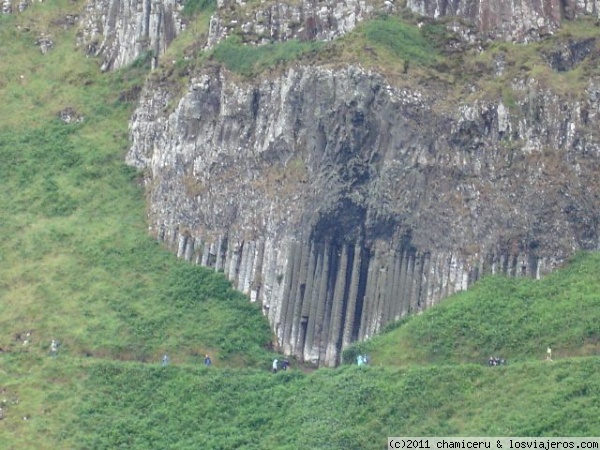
[488,356,506,366]
[43,338,306,374]
[47,338,296,373]
[272,358,290,373]
[161,354,212,366]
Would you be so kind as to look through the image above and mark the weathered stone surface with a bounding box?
[545,37,596,71]
[407,0,600,41]
[2,0,31,14]
[128,64,600,365]
[206,0,388,47]
[79,0,184,71]
[205,0,600,49]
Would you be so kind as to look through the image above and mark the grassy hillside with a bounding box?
[0,3,273,448]
[72,357,599,448]
[1,1,599,449]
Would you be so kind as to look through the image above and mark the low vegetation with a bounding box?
[362,16,440,67]
[211,36,324,77]
[1,1,599,449]
[74,356,600,448]
[0,4,272,448]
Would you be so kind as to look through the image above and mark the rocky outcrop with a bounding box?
[2,0,31,14]
[4,0,183,69]
[206,0,392,47]
[205,0,600,49]
[406,0,600,41]
[80,0,184,70]
[128,64,600,365]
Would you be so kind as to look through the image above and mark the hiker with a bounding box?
[357,355,364,366]
[363,354,369,365]
[282,358,290,371]
[488,356,494,366]
[162,354,170,366]
[272,358,278,373]
[50,339,58,357]
[547,347,552,361]
[204,354,212,366]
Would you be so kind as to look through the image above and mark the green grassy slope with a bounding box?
[0,3,272,448]
[0,0,273,358]
[74,357,600,449]
[1,2,600,449]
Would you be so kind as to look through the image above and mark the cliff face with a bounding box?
[3,0,183,69]
[5,0,599,67]
[407,0,600,41]
[206,0,390,47]
[205,0,600,48]
[128,62,600,365]
[80,0,184,70]
[13,0,592,365]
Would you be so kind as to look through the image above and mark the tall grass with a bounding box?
[72,357,600,449]
[0,3,273,448]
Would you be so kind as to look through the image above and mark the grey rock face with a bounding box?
[207,0,387,47]
[80,0,184,71]
[2,0,30,14]
[128,64,600,365]
[407,0,600,41]
[545,37,596,71]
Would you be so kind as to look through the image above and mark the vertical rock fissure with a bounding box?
[295,242,318,357]
[278,241,298,345]
[283,240,305,353]
[341,242,362,349]
[294,242,311,339]
[318,243,337,363]
[303,245,323,362]
[326,243,350,365]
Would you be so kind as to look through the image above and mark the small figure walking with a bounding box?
[357,355,364,366]
[50,339,58,358]
[272,358,278,373]
[546,347,552,361]
[162,354,170,366]
[282,358,290,371]
[204,354,212,366]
